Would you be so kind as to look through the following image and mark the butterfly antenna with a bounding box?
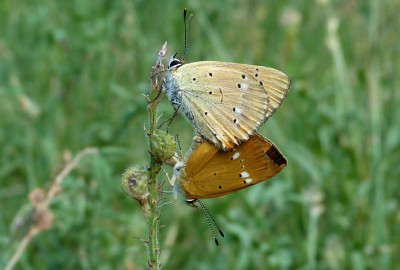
[157,104,180,129]
[198,200,225,238]
[175,134,184,159]
[197,200,224,246]
[167,106,180,130]
[182,8,194,61]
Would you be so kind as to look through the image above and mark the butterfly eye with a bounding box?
[174,161,185,173]
[168,57,183,69]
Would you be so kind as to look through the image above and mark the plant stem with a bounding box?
[146,43,167,270]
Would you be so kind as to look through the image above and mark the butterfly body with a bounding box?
[173,133,287,200]
[163,59,291,150]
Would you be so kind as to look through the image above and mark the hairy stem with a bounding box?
[146,43,167,270]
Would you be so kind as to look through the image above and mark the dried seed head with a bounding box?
[121,166,150,214]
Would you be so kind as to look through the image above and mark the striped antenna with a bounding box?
[182,8,194,61]
[197,200,224,246]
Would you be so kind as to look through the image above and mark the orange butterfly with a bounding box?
[171,133,287,202]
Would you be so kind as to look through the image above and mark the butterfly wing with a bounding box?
[180,133,287,199]
[173,61,290,150]
[233,63,291,118]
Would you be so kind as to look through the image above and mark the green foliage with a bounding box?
[1,0,399,269]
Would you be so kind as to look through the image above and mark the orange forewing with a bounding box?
[178,133,287,199]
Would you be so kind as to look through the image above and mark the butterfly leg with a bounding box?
[192,133,205,144]
[160,166,176,187]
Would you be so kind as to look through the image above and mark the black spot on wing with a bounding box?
[266,145,286,166]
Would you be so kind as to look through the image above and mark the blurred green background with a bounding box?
[1,0,399,269]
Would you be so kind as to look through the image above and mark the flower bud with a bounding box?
[152,129,176,164]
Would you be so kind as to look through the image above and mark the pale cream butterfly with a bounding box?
[163,59,290,150]
[163,11,291,150]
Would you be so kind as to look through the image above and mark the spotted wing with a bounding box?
[233,62,291,118]
[175,62,269,150]
[180,133,287,199]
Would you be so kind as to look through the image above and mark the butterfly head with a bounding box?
[168,53,184,70]
[172,159,198,202]
[173,160,185,176]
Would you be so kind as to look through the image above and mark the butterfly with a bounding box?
[163,57,291,150]
[171,133,287,202]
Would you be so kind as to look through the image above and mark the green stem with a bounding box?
[146,43,167,270]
